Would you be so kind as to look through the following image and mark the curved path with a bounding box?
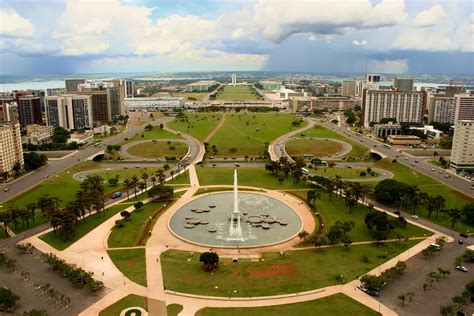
[120,139,190,161]
[268,120,315,161]
[283,136,352,160]
[203,112,226,143]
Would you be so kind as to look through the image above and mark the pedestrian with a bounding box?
[101,256,103,260]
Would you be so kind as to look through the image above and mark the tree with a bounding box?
[446,208,462,228]
[23,152,48,171]
[398,293,406,307]
[141,171,149,192]
[37,195,61,222]
[298,231,309,240]
[326,221,354,244]
[0,210,12,236]
[439,304,454,316]
[462,203,474,225]
[0,287,19,311]
[426,195,446,219]
[24,309,49,316]
[108,175,119,186]
[313,236,327,249]
[148,185,174,200]
[199,252,219,271]
[12,161,22,176]
[52,127,70,144]
[365,211,395,243]
[123,178,132,200]
[159,123,164,130]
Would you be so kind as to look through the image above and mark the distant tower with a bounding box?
[231,73,237,85]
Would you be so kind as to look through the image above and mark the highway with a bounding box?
[0,115,203,203]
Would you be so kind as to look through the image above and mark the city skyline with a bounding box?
[0,0,473,75]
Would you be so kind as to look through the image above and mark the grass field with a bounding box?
[127,141,188,158]
[196,166,307,190]
[122,126,180,145]
[108,249,147,286]
[108,200,170,248]
[171,92,208,101]
[308,166,380,179]
[167,304,184,316]
[285,139,343,157]
[288,190,430,242]
[161,240,419,297]
[167,170,190,185]
[40,204,127,250]
[300,125,368,158]
[167,114,222,141]
[99,294,147,316]
[215,85,262,101]
[196,293,380,316]
[208,113,304,157]
[87,167,162,183]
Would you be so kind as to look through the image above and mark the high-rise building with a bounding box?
[65,79,86,93]
[231,73,237,85]
[124,80,134,98]
[45,95,93,130]
[17,96,42,125]
[0,121,23,176]
[433,97,455,123]
[362,90,426,127]
[450,120,474,171]
[445,85,465,97]
[365,74,380,91]
[341,80,356,97]
[393,78,414,92]
[107,80,126,118]
[0,102,19,123]
[77,80,126,122]
[453,94,474,122]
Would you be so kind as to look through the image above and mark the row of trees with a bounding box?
[375,179,474,228]
[361,261,407,292]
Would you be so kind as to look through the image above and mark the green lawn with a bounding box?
[108,200,169,248]
[215,85,262,101]
[196,293,380,316]
[300,125,368,158]
[167,304,184,316]
[167,114,222,141]
[99,294,147,316]
[167,170,190,184]
[122,126,180,145]
[285,139,343,157]
[308,166,381,179]
[171,92,208,101]
[127,141,188,158]
[161,240,419,297]
[208,113,305,157]
[196,166,307,190]
[88,167,162,183]
[40,204,127,250]
[288,190,430,242]
[108,249,147,286]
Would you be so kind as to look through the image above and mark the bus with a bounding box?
[301,168,310,175]
[383,144,391,149]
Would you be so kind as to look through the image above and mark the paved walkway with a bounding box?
[268,120,315,161]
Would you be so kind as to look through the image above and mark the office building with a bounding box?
[45,95,93,130]
[78,80,127,122]
[231,73,237,85]
[454,94,474,122]
[433,97,455,123]
[65,79,86,93]
[342,80,357,97]
[393,78,414,92]
[125,96,185,111]
[387,135,422,145]
[185,80,217,92]
[107,80,126,119]
[365,74,380,90]
[68,130,94,145]
[22,124,55,145]
[445,85,465,97]
[0,122,23,176]
[409,125,443,139]
[362,90,426,127]
[450,120,474,171]
[0,102,19,123]
[125,80,134,98]
[17,96,42,125]
[373,123,402,138]
[259,80,281,91]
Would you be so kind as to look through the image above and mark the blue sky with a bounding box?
[0,0,473,75]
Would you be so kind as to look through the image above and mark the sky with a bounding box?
[0,0,473,75]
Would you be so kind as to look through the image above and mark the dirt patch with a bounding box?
[246,263,298,278]
[231,270,240,278]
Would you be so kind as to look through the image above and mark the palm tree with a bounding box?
[170,170,175,179]
[123,178,132,200]
[446,208,462,228]
[156,170,165,186]
[0,210,12,236]
[150,176,157,187]
[141,171,149,192]
[131,176,139,198]
[26,202,37,223]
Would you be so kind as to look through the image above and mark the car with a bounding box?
[357,284,368,292]
[3,188,9,192]
[445,174,451,178]
[382,173,387,176]
[460,233,469,238]
[456,266,468,272]
[431,168,435,171]
[405,157,409,160]
[212,163,217,167]
[458,239,464,245]
[414,160,419,163]
[44,175,49,178]
[366,289,380,297]
[411,215,419,219]
[411,163,415,166]
[439,170,443,174]
[234,163,240,167]
[111,192,122,199]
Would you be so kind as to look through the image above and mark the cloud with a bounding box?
[368,59,408,74]
[0,9,35,37]
[352,40,367,46]
[253,0,407,42]
[413,5,445,28]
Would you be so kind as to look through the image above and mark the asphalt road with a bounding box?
[313,118,474,198]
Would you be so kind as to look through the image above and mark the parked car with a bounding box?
[411,215,419,219]
[458,239,464,245]
[111,192,122,199]
[4,188,9,192]
[460,233,469,238]
[357,284,368,292]
[456,266,468,272]
[366,289,380,297]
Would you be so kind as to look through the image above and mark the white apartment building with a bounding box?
[434,98,455,123]
[45,94,93,130]
[231,73,237,85]
[342,80,356,97]
[362,90,426,127]
[22,124,55,145]
[0,122,23,175]
[454,94,474,122]
[450,120,474,171]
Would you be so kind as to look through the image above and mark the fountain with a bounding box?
[228,170,244,241]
